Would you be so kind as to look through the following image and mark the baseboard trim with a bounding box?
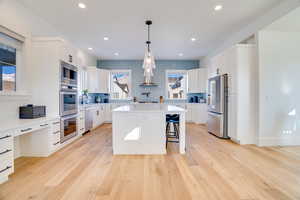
[258,136,300,147]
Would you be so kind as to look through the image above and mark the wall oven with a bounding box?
[60,89,78,116]
[61,61,78,87]
[61,114,77,143]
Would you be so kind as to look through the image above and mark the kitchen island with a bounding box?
[112,104,186,155]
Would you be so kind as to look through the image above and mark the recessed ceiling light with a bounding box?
[214,5,223,11]
[103,37,109,41]
[191,38,196,42]
[178,53,183,57]
[88,47,93,50]
[114,52,119,56]
[78,3,86,9]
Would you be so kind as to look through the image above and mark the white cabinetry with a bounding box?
[99,69,110,93]
[87,67,110,93]
[78,108,85,135]
[60,41,78,66]
[0,131,13,184]
[0,117,62,184]
[92,105,105,128]
[186,104,207,124]
[188,68,207,93]
[87,67,99,93]
[105,104,112,122]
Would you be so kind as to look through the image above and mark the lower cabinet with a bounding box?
[186,104,208,124]
[0,131,13,184]
[77,108,85,135]
[92,105,106,128]
[105,104,112,123]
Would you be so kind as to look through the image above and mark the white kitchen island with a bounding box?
[112,104,186,155]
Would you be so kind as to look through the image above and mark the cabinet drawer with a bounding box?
[52,131,60,143]
[0,134,13,154]
[15,124,40,136]
[52,121,61,132]
[0,151,13,175]
[51,140,61,152]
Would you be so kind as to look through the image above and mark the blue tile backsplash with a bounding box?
[86,93,110,104]
[187,93,207,103]
[97,60,203,102]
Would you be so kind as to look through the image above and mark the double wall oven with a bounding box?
[60,61,78,143]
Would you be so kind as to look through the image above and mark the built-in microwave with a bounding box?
[61,61,77,87]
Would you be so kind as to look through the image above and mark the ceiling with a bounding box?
[265,6,300,32]
[17,0,283,60]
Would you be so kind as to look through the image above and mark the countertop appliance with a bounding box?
[207,74,229,139]
[85,107,94,132]
[19,105,46,119]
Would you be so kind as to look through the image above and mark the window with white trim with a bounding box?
[166,70,188,99]
[0,29,23,92]
[109,70,132,99]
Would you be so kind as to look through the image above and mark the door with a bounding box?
[61,115,77,143]
[208,75,223,114]
[207,112,223,137]
[60,92,78,116]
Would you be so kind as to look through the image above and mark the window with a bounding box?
[0,43,16,91]
[0,28,24,92]
[109,70,132,99]
[166,70,187,99]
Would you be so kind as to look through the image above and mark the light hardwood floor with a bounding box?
[0,123,300,200]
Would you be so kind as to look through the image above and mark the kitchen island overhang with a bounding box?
[112,104,186,155]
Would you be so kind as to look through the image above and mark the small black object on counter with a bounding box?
[19,105,46,119]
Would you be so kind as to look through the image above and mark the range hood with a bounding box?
[139,82,158,87]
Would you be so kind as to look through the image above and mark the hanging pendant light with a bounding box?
[142,20,156,85]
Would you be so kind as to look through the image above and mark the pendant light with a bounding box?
[142,20,156,85]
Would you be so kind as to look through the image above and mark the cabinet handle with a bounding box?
[53,131,60,135]
[80,128,84,131]
[0,149,12,155]
[0,135,12,140]
[0,166,12,174]
[40,123,48,127]
[53,122,60,125]
[53,142,60,146]
[21,128,32,132]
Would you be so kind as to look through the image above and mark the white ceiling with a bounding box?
[17,0,283,60]
[265,6,300,32]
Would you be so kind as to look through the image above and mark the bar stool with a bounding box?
[166,114,180,148]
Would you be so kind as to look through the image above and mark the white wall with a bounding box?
[0,0,97,122]
[257,30,300,146]
[201,0,300,62]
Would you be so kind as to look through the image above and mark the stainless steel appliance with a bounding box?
[60,63,78,143]
[61,61,78,87]
[85,107,94,132]
[207,74,229,139]
[60,88,78,116]
[61,114,77,143]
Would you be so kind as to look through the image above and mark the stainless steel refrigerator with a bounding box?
[207,74,229,139]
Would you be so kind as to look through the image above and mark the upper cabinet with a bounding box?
[87,67,110,93]
[59,41,78,66]
[188,68,207,93]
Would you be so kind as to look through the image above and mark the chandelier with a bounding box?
[142,20,156,85]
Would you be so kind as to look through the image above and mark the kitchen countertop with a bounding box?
[0,116,59,133]
[113,104,186,113]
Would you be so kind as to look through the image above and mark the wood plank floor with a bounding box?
[1,123,300,200]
